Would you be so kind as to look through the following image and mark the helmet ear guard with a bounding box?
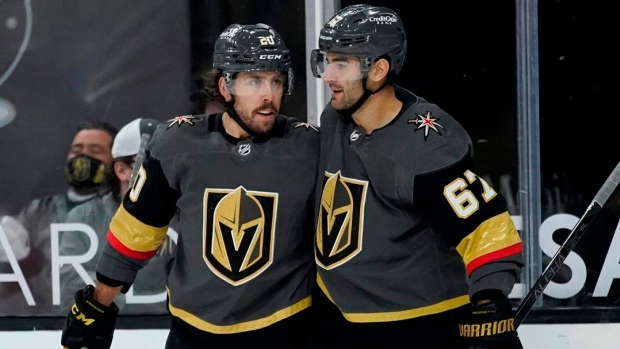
[213,23,294,95]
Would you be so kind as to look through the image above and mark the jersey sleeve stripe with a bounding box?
[107,231,158,260]
[109,204,169,253]
[464,242,523,275]
[456,211,523,274]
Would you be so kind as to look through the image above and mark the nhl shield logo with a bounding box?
[238,143,251,156]
[203,186,277,286]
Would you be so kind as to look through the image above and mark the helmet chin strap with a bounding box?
[224,99,262,138]
[339,77,390,116]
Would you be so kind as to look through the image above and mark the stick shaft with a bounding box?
[514,160,620,328]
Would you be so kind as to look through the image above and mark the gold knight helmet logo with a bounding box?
[203,186,277,286]
[316,171,368,270]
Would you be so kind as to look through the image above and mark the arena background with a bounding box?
[0,0,307,213]
[1,0,619,340]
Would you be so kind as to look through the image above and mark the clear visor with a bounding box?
[225,70,292,96]
[311,49,369,82]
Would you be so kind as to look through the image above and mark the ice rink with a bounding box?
[1,323,619,348]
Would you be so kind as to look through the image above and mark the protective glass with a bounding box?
[310,50,368,82]
[226,71,289,96]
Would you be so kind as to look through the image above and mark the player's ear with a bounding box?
[218,77,232,102]
[369,58,389,83]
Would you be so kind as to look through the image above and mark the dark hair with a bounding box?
[114,155,135,167]
[203,68,226,105]
[76,121,119,145]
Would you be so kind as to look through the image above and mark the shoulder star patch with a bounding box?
[408,111,444,140]
[292,121,319,133]
[166,115,197,129]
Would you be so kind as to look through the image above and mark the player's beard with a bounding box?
[235,101,278,135]
[330,79,365,111]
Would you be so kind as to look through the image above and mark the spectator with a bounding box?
[0,121,117,316]
[58,118,174,314]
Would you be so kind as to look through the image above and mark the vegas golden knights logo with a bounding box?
[316,171,368,270]
[203,186,278,286]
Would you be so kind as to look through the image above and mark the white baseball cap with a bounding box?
[112,118,160,159]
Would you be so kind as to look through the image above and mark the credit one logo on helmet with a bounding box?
[369,14,398,25]
[219,26,241,40]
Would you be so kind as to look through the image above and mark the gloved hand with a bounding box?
[61,285,119,349]
[458,298,523,349]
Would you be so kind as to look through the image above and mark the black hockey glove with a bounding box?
[458,298,523,349]
[61,285,119,349]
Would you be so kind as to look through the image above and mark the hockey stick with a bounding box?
[127,133,151,189]
[514,160,620,328]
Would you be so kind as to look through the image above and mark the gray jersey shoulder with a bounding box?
[148,114,319,161]
[320,88,471,176]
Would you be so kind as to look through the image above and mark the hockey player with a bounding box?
[60,23,319,349]
[309,4,524,349]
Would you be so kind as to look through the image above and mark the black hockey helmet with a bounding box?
[311,4,407,78]
[213,23,294,95]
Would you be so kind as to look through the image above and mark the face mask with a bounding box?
[65,154,112,190]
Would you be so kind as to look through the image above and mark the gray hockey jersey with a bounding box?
[97,113,320,333]
[315,86,523,323]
